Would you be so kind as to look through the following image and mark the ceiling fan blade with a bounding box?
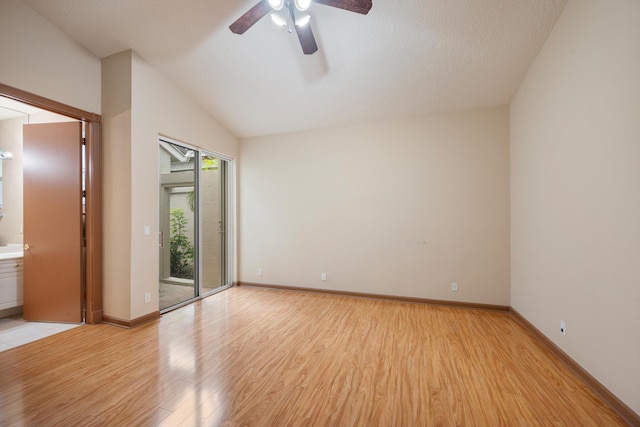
[294,22,318,55]
[229,0,272,34]
[288,3,318,55]
[313,0,372,15]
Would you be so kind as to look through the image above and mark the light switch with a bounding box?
[143,226,151,236]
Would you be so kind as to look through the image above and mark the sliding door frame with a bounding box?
[158,136,234,312]
[198,149,233,297]
[205,150,234,293]
[0,83,103,324]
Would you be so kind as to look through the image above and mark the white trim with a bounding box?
[158,135,235,162]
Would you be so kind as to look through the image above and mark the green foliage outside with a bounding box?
[170,156,218,278]
[170,208,194,279]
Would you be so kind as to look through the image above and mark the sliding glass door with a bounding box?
[199,154,226,294]
[158,139,231,312]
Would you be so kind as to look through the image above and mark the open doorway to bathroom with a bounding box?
[0,97,86,348]
[0,97,80,320]
[0,83,102,349]
[158,137,232,312]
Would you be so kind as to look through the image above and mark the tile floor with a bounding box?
[0,315,81,352]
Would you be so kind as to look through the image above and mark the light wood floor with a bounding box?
[0,286,626,426]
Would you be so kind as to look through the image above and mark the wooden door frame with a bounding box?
[0,83,103,324]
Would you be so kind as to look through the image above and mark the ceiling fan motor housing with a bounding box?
[230,0,373,54]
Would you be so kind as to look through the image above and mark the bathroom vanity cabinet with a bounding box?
[0,258,24,312]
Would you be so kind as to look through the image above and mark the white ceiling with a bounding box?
[22,0,567,138]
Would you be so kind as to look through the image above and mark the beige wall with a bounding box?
[239,106,510,305]
[102,50,239,320]
[510,0,640,415]
[0,0,101,114]
[102,51,133,320]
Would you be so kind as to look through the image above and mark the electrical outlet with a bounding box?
[451,282,458,292]
[144,292,151,304]
[321,272,327,281]
[560,320,566,336]
[258,267,263,277]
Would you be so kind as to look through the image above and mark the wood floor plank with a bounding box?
[0,286,628,426]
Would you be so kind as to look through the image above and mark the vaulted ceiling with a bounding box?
[22,0,567,137]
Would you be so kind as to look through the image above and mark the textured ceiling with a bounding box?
[22,0,567,138]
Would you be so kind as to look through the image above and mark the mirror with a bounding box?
[0,102,29,244]
[0,106,28,209]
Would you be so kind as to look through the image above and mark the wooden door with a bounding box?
[23,122,82,323]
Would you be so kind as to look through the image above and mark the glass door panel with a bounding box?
[200,154,226,294]
[159,140,196,311]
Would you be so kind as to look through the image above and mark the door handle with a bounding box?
[23,243,30,251]
[159,231,164,248]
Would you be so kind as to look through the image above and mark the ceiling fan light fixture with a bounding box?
[268,0,284,10]
[294,0,312,11]
[271,12,287,27]
[295,14,311,27]
[229,0,372,53]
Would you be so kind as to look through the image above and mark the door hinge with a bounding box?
[82,137,86,145]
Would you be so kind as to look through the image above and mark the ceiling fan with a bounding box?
[229,0,372,55]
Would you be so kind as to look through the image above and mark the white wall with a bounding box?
[0,0,101,114]
[102,50,240,321]
[240,106,510,305]
[510,0,640,415]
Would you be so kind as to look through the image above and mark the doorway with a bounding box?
[1,102,83,323]
[158,138,231,311]
[0,83,103,325]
